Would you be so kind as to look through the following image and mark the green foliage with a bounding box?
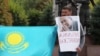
[0,0,13,26]
[28,9,42,26]
[89,2,100,45]
[90,0,100,11]
[9,0,28,26]
[24,0,54,26]
[38,1,55,26]
[0,0,54,26]
[0,0,3,24]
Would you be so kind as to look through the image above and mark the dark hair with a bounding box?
[62,5,72,11]
[62,3,72,11]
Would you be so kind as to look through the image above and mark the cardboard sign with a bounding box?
[55,16,80,52]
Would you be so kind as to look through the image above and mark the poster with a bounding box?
[55,16,80,52]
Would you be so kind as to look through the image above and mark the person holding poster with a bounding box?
[57,4,85,56]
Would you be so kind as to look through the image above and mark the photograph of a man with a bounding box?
[60,16,78,32]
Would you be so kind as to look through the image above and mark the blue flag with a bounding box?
[0,26,57,56]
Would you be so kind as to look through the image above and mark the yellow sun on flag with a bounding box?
[0,32,29,54]
[7,33,23,46]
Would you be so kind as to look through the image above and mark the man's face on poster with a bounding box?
[60,17,72,31]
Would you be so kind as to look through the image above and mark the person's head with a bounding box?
[60,17,73,31]
[60,17,69,27]
[61,5,72,16]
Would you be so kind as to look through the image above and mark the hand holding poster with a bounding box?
[55,16,80,52]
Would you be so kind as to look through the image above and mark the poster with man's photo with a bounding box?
[55,16,80,52]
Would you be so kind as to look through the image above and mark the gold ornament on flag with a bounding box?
[0,32,29,54]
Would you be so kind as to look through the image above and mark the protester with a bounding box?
[58,5,85,56]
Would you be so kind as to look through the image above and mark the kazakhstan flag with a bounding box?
[0,26,57,56]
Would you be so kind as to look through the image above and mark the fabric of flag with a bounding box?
[0,26,57,56]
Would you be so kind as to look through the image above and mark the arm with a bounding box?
[76,23,85,53]
[79,23,85,49]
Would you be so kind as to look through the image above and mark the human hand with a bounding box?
[76,47,81,53]
[62,25,69,31]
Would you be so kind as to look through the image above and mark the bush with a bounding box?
[89,3,100,45]
[37,3,55,26]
